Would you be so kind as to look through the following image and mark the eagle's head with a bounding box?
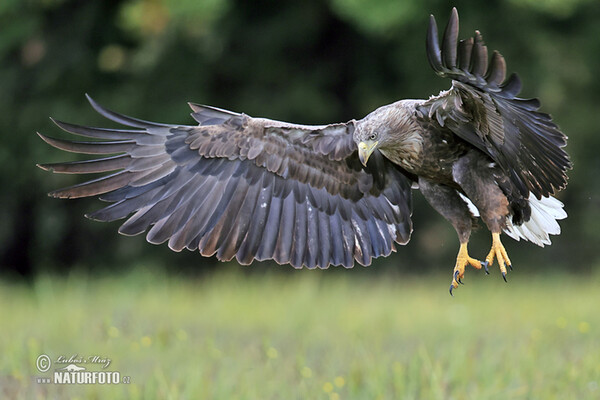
[353,100,421,167]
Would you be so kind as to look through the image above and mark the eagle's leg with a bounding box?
[456,241,487,282]
[453,151,513,282]
[485,232,512,281]
[418,178,483,294]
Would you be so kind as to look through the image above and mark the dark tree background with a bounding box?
[1,0,598,278]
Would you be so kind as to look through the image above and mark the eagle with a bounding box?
[38,8,570,294]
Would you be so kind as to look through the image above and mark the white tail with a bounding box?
[503,195,567,247]
[458,192,567,247]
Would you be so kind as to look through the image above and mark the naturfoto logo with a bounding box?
[35,354,131,385]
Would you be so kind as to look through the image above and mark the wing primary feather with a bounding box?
[196,178,249,256]
[191,165,241,238]
[123,171,210,237]
[236,175,274,264]
[499,73,522,97]
[255,190,284,261]
[36,133,135,154]
[366,218,385,258]
[316,208,331,268]
[130,163,176,187]
[167,197,209,252]
[426,14,443,72]
[172,186,224,252]
[457,38,474,72]
[126,168,189,201]
[471,31,488,78]
[85,94,173,128]
[273,193,296,265]
[486,51,506,86]
[99,174,171,202]
[217,176,260,261]
[188,103,241,126]
[48,171,132,199]
[304,202,319,269]
[38,154,131,174]
[350,215,368,266]
[340,217,355,268]
[50,119,147,140]
[149,175,219,244]
[87,187,161,222]
[328,211,344,266]
[442,7,459,68]
[291,200,308,268]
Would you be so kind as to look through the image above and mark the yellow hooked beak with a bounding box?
[358,140,378,167]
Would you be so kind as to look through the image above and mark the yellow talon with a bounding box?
[450,242,484,294]
[485,232,512,282]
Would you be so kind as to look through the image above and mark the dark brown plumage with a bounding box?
[38,8,570,291]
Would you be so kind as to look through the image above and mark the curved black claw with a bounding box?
[449,284,455,296]
[507,263,513,271]
[454,270,464,285]
[502,271,507,283]
[481,261,489,275]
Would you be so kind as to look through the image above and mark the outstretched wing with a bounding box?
[421,8,570,199]
[38,95,413,268]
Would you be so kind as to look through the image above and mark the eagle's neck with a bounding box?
[379,100,425,172]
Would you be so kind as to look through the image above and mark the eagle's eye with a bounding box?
[369,133,377,141]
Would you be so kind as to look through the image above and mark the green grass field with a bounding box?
[1,266,599,399]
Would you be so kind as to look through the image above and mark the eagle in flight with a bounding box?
[38,8,570,294]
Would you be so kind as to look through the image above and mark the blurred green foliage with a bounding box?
[1,0,598,276]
